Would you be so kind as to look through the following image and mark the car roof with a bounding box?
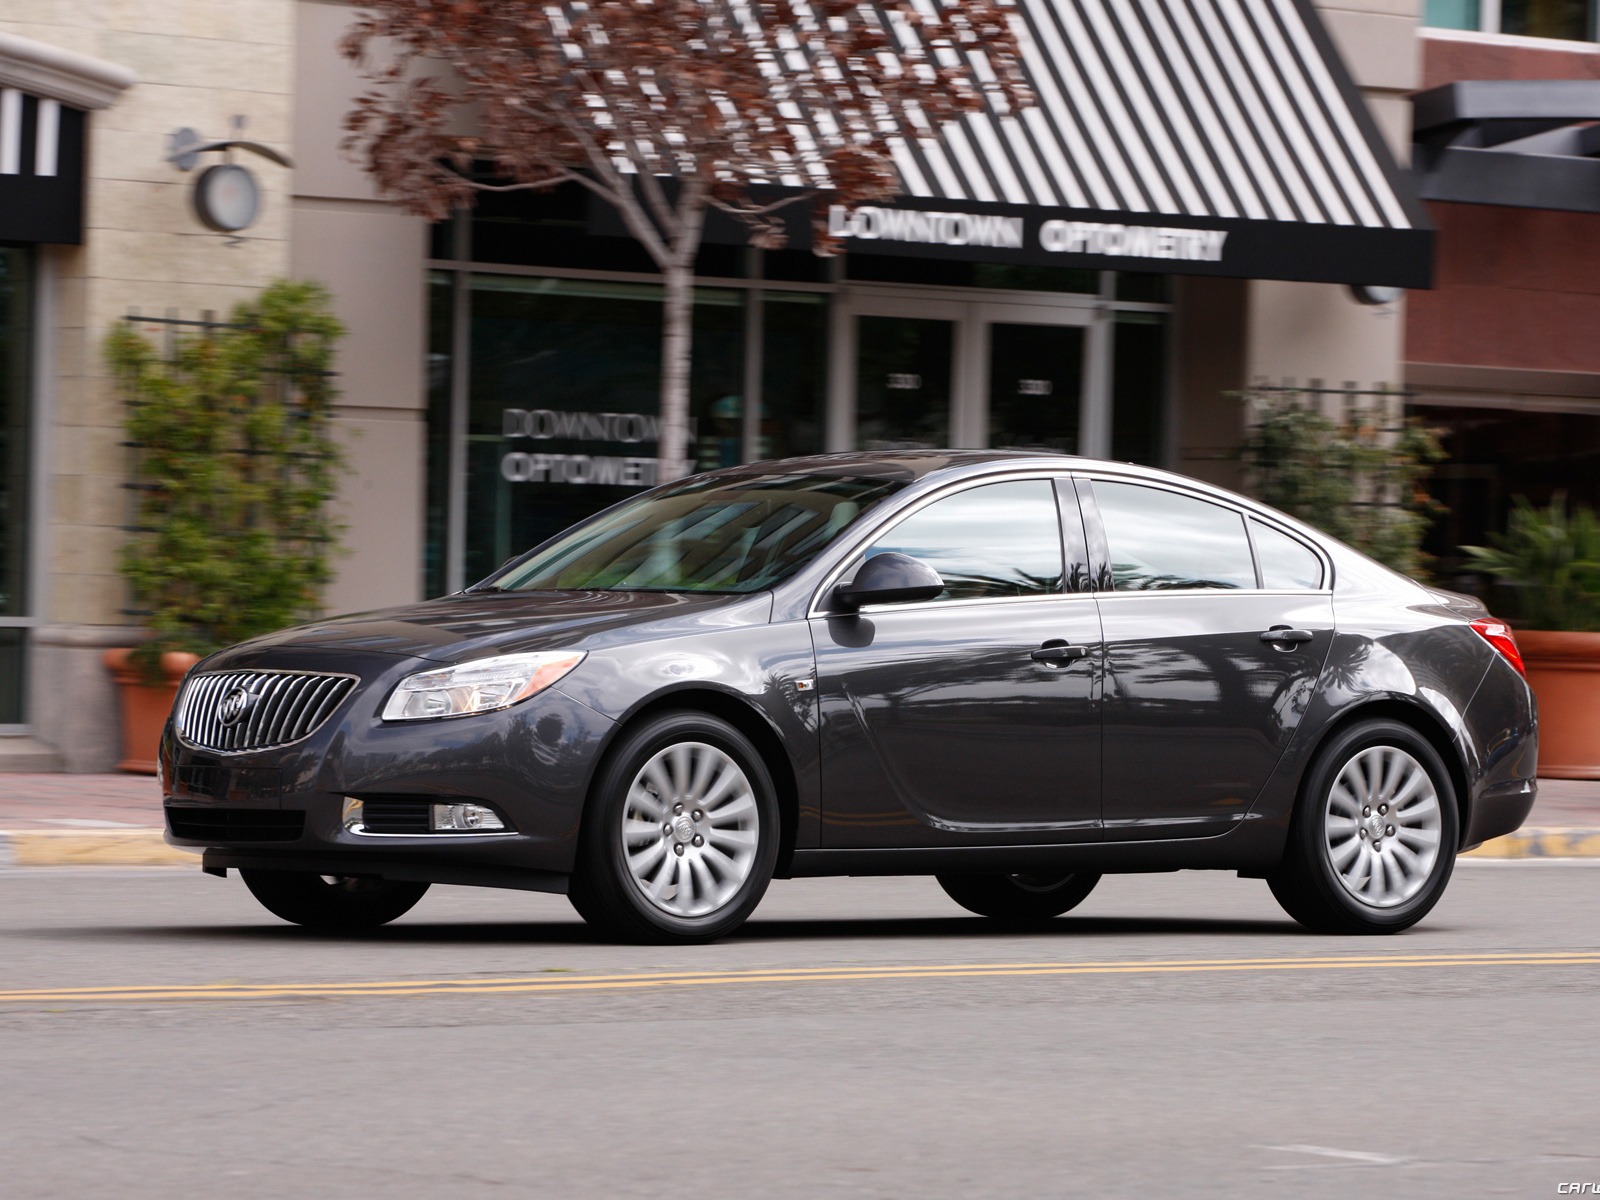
[709,449,1207,493]
[705,450,1346,554]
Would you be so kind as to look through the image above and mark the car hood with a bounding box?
[224,589,773,664]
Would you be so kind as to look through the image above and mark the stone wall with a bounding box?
[2,2,295,767]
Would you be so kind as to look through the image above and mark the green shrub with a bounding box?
[107,280,346,673]
[1240,390,1444,579]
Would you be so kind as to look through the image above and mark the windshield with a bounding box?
[488,473,905,594]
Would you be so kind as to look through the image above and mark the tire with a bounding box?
[936,871,1101,923]
[568,711,780,944]
[1268,719,1459,935]
[239,869,429,930]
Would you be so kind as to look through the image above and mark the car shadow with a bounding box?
[18,912,1314,945]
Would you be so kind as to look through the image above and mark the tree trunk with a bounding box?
[657,262,694,481]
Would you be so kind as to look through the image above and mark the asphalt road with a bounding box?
[3,861,1598,1199]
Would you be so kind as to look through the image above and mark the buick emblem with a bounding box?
[218,687,257,727]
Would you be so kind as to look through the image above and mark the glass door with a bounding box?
[833,290,1100,456]
[854,315,954,450]
[987,322,1086,454]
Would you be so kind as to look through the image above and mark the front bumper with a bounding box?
[161,646,615,888]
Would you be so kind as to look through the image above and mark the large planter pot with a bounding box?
[103,648,201,775]
[1517,629,1600,780]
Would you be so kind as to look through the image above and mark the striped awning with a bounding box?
[824,0,1433,288]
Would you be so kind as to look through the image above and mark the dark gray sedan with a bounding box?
[161,452,1536,942]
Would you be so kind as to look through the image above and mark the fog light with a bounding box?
[430,803,506,832]
[342,797,365,832]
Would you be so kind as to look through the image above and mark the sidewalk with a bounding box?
[0,772,1598,867]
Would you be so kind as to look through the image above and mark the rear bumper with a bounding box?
[1462,777,1537,851]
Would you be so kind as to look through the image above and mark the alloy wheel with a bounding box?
[620,741,760,918]
[1323,745,1443,909]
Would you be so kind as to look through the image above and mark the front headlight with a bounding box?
[381,651,586,721]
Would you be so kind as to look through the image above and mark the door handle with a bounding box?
[1032,640,1092,665]
[1260,626,1314,646]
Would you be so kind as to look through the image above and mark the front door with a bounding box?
[986,320,1087,454]
[854,314,954,450]
[811,477,1103,848]
[835,291,1100,455]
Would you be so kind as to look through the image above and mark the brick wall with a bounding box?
[1406,33,1600,374]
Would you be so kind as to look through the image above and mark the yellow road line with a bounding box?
[4,950,1598,1005]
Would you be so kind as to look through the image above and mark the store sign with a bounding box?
[500,407,691,487]
[1039,220,1227,263]
[828,205,1024,250]
[826,203,1228,265]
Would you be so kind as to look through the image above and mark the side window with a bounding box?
[1092,480,1256,591]
[862,480,1063,601]
[1251,519,1324,589]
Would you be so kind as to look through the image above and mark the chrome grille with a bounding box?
[175,670,357,753]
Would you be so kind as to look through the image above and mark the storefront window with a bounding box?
[1417,403,1600,579]
[759,293,827,460]
[0,246,32,724]
[424,272,453,599]
[424,228,1168,593]
[1111,312,1167,466]
[464,276,748,583]
[847,255,1097,294]
[461,185,747,278]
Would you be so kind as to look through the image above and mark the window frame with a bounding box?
[807,471,1091,616]
[1075,474,1333,599]
[1246,515,1327,592]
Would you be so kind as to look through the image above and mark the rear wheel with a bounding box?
[936,871,1101,923]
[568,711,779,944]
[1268,719,1459,934]
[239,869,429,929]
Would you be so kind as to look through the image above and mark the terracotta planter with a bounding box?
[103,648,202,775]
[1517,629,1600,780]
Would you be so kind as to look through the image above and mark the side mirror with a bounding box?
[835,552,945,610]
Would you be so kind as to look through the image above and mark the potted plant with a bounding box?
[104,280,345,772]
[1463,494,1600,779]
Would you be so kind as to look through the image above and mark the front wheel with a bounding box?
[936,871,1101,923]
[1268,719,1459,934]
[568,712,780,944]
[239,869,429,929]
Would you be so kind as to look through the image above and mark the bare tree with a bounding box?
[342,0,1027,477]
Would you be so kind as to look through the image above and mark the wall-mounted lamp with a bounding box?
[166,118,292,236]
[1349,284,1402,307]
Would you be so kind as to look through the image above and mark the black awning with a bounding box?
[0,88,87,244]
[1413,80,1600,214]
[824,0,1433,288]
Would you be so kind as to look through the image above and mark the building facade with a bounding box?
[2,0,1451,770]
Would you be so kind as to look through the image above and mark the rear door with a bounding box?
[1078,476,1335,840]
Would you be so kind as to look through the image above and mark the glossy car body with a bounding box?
[160,452,1537,935]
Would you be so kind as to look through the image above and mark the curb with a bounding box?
[1,826,1598,868]
[0,829,195,868]
[1463,828,1600,859]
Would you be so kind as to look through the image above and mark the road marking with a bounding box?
[2,950,1598,1006]
[1262,1144,1408,1166]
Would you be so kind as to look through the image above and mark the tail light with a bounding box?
[1471,618,1527,678]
